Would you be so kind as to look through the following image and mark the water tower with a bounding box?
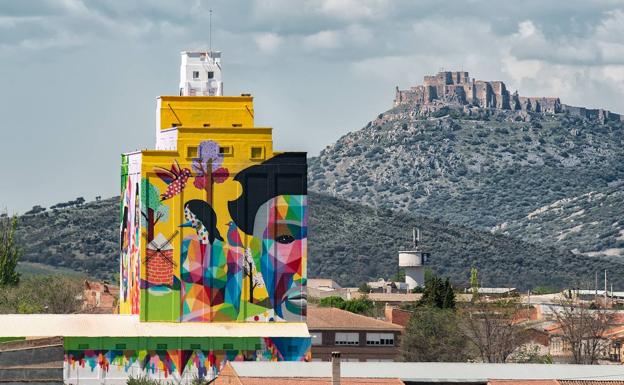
[179,51,223,96]
[398,229,430,290]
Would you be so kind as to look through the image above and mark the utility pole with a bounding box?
[595,271,598,303]
[605,269,608,308]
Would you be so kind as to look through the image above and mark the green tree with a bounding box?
[358,283,372,293]
[318,296,346,309]
[344,296,374,314]
[470,266,479,302]
[141,179,169,242]
[417,273,456,310]
[401,307,469,362]
[0,276,84,314]
[0,214,21,286]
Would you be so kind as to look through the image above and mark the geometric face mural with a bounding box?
[120,138,308,324]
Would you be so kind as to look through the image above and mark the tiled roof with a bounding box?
[349,292,422,302]
[558,380,624,385]
[307,307,403,331]
[489,381,558,385]
[237,378,404,385]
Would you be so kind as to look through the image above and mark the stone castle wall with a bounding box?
[393,70,621,122]
[394,71,563,113]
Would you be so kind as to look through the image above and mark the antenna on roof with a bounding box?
[209,9,213,52]
[412,228,420,249]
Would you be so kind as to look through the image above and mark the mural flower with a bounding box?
[192,140,229,202]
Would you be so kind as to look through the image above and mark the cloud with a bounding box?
[303,30,340,50]
[254,32,283,53]
[3,0,624,212]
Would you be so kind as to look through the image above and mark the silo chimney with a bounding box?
[331,351,341,385]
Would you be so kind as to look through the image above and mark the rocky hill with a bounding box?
[309,105,624,249]
[492,183,624,258]
[14,194,624,289]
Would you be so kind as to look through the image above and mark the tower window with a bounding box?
[250,147,264,160]
[187,146,198,158]
[219,146,233,156]
[192,71,200,80]
[208,71,214,79]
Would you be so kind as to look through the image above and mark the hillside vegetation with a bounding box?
[492,183,624,257]
[15,193,624,290]
[308,106,624,258]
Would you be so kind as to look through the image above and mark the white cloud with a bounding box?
[303,30,340,49]
[254,32,283,53]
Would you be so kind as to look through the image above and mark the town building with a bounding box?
[0,50,311,384]
[307,307,403,362]
[216,361,624,385]
[82,280,119,313]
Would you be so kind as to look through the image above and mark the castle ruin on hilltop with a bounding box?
[394,70,622,122]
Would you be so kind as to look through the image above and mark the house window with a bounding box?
[156,344,167,350]
[187,146,198,158]
[311,333,323,346]
[190,344,201,350]
[223,343,234,350]
[335,332,359,345]
[366,333,395,346]
[115,343,127,350]
[250,146,264,160]
[193,71,200,80]
[208,71,214,79]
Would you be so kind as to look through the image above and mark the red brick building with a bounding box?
[307,307,403,362]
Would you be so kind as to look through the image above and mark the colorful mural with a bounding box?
[64,337,311,379]
[119,154,142,315]
[111,94,311,382]
[123,135,308,322]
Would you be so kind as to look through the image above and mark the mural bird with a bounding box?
[227,221,244,249]
[181,200,223,245]
[154,160,191,201]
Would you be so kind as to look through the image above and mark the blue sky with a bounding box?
[2,0,624,212]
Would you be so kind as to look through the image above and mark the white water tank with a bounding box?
[399,250,428,290]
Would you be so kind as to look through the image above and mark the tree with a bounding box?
[401,307,469,362]
[358,283,372,293]
[0,214,21,286]
[141,179,169,242]
[242,248,263,303]
[462,298,523,363]
[470,266,479,302]
[192,140,229,204]
[318,296,346,309]
[0,276,84,314]
[417,274,456,310]
[551,298,612,364]
[344,296,374,315]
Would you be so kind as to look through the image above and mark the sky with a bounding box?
[1,0,624,213]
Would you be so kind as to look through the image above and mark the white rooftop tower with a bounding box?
[398,228,430,291]
[179,51,223,96]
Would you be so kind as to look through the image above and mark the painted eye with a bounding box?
[275,234,295,244]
